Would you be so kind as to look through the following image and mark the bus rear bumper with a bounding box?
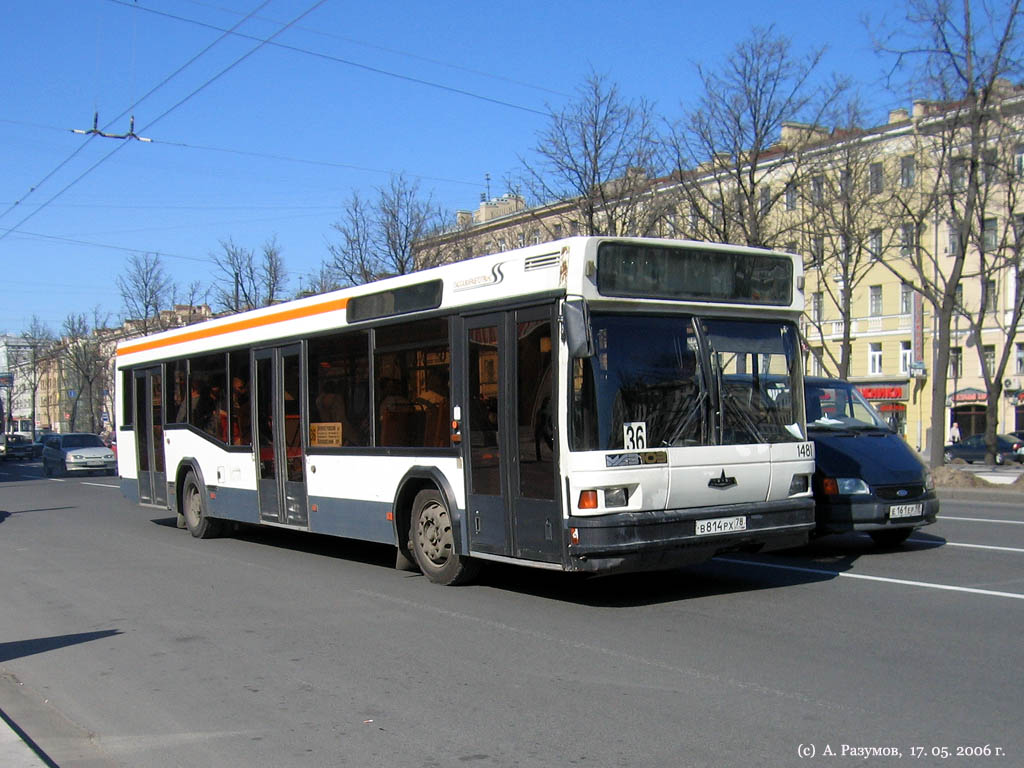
[565,497,814,574]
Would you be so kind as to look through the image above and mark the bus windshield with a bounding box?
[571,314,803,450]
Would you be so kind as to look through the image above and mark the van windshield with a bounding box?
[805,381,890,431]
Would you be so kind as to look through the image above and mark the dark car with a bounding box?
[943,433,1023,465]
[805,377,939,546]
[1,433,33,460]
[41,433,117,477]
[31,430,55,458]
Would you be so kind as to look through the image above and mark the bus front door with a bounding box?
[462,308,561,563]
[133,367,167,507]
[253,345,308,527]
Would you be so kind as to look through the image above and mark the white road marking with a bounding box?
[717,557,1024,600]
[82,482,119,488]
[908,538,1024,554]
[939,515,1024,525]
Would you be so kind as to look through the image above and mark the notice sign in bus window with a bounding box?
[310,422,343,447]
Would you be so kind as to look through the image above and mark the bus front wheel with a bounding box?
[181,472,223,539]
[410,489,479,586]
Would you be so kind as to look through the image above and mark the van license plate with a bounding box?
[889,504,922,518]
[695,516,747,535]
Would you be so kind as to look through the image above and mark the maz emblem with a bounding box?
[708,470,738,490]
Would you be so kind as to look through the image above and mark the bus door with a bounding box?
[253,345,308,527]
[133,366,167,507]
[461,307,561,563]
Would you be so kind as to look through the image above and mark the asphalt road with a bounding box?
[1,458,1021,767]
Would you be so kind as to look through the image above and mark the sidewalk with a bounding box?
[0,711,50,768]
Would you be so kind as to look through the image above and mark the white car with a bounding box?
[42,433,117,476]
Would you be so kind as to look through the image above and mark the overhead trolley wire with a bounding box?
[179,0,570,98]
[0,0,330,246]
[106,0,550,117]
[0,0,275,227]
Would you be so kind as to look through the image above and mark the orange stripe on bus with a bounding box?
[117,297,349,357]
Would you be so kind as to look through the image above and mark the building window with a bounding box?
[759,185,771,215]
[950,157,967,190]
[1017,343,1024,375]
[983,278,997,312]
[900,155,915,188]
[982,149,998,186]
[809,346,823,377]
[811,291,823,322]
[982,217,998,253]
[785,183,797,211]
[869,285,883,316]
[900,221,916,257]
[812,176,825,204]
[900,283,913,315]
[869,162,884,195]
[900,340,913,374]
[869,228,883,260]
[810,236,824,268]
[785,241,798,255]
[982,345,995,376]
[1016,144,1024,177]
[839,170,851,197]
[950,347,962,379]
[869,343,883,375]
[946,221,961,256]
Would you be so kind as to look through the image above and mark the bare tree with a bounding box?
[299,261,343,297]
[327,191,376,286]
[60,311,111,432]
[116,252,174,334]
[669,26,848,247]
[212,237,290,312]
[14,316,54,433]
[873,0,1024,466]
[521,70,666,237]
[328,174,448,286]
[803,101,894,378]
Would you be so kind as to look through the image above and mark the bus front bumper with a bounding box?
[565,497,814,574]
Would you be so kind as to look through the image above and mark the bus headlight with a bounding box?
[604,487,629,508]
[788,474,810,494]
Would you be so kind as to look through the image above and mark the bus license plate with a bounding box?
[889,504,922,518]
[695,516,747,536]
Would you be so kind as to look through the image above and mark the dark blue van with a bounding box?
[805,377,939,546]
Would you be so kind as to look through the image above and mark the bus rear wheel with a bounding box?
[410,489,479,586]
[181,472,223,539]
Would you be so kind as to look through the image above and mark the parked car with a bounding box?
[943,433,1024,465]
[2,433,33,460]
[29,431,53,458]
[805,377,939,547]
[41,432,117,476]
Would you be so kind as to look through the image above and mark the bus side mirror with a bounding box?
[562,299,594,358]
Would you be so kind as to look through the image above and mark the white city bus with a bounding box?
[115,237,815,584]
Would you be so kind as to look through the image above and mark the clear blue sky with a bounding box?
[1,0,905,334]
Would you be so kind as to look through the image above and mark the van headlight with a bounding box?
[822,477,870,496]
[924,472,934,491]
